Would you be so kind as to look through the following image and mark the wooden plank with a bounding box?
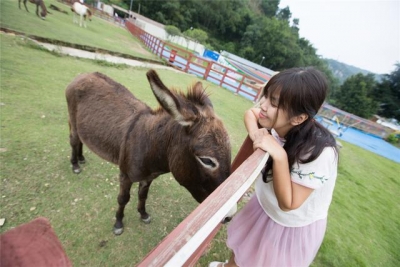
[182,224,222,266]
[231,135,254,173]
[137,148,268,266]
[182,135,254,266]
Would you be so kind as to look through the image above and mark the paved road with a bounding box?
[33,39,182,72]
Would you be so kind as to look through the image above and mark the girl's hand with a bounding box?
[252,128,286,160]
[244,108,261,141]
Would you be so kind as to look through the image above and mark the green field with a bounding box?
[1,1,400,266]
[0,0,160,61]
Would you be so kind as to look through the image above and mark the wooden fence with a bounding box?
[125,20,265,102]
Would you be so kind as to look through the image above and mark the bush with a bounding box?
[386,133,399,145]
[165,25,181,40]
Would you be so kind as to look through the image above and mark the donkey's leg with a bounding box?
[23,0,29,12]
[114,172,133,235]
[77,142,85,164]
[35,4,39,17]
[137,180,153,224]
[69,127,83,174]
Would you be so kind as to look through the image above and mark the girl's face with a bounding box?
[258,93,293,137]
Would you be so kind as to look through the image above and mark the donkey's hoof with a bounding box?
[72,167,81,174]
[113,227,123,235]
[78,156,86,164]
[141,216,152,224]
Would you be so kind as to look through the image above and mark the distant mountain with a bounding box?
[324,58,383,84]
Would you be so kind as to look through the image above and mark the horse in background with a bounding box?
[65,70,231,235]
[71,2,92,28]
[19,0,49,20]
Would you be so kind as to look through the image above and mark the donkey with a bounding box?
[71,2,92,28]
[66,70,231,235]
[19,0,48,20]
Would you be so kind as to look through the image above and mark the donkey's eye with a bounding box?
[200,157,216,167]
[196,156,218,169]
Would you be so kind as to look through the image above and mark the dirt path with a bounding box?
[34,40,178,71]
[1,29,183,73]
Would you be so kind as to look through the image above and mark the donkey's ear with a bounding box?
[192,82,213,108]
[146,70,194,126]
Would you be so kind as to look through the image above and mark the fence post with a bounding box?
[203,62,212,80]
[185,54,192,72]
[220,69,227,87]
[237,75,245,95]
[160,42,166,60]
[155,39,161,57]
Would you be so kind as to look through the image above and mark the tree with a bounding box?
[182,28,208,51]
[184,28,208,44]
[334,73,378,118]
[165,25,181,41]
[276,6,291,21]
[239,17,302,70]
[104,0,126,8]
[372,64,400,120]
[260,0,280,17]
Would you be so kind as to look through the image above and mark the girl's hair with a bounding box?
[262,67,337,182]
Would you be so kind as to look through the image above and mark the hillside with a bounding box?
[325,58,383,84]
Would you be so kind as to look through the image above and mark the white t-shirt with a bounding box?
[255,145,338,227]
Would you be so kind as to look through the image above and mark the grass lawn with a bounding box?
[1,2,400,266]
[0,0,160,62]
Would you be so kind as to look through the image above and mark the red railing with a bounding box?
[125,20,265,102]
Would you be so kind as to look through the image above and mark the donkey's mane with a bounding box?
[153,83,212,115]
[175,83,211,107]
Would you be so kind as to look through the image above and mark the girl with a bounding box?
[210,67,339,267]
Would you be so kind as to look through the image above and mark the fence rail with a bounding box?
[125,20,264,102]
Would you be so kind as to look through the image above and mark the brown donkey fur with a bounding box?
[65,70,231,235]
[19,0,48,19]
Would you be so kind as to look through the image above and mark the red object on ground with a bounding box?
[0,217,71,267]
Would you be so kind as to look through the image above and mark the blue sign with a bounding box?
[203,49,220,61]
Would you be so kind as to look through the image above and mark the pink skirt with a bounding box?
[227,196,327,267]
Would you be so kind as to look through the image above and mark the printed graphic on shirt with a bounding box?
[290,170,328,184]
